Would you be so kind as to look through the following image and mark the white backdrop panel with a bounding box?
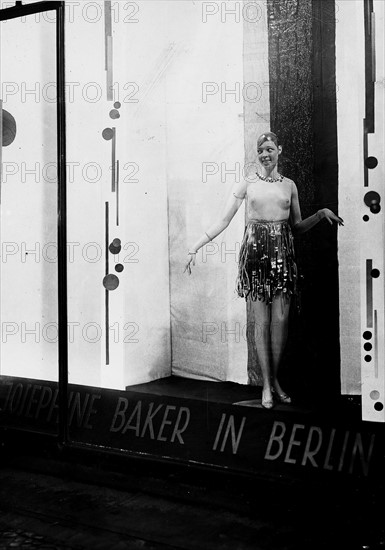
[336,0,366,394]
[165,2,248,382]
[0,12,58,381]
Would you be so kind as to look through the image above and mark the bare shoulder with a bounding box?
[231,172,250,199]
[283,177,297,194]
[242,163,259,191]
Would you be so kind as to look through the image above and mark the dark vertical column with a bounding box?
[57,2,69,445]
[310,0,340,398]
[105,202,109,365]
[265,0,340,399]
[267,0,314,212]
[363,0,375,188]
[0,100,3,204]
[364,0,375,134]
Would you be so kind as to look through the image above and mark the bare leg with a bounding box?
[270,292,291,399]
[248,298,273,406]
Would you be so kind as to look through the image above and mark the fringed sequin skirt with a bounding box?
[236,219,298,305]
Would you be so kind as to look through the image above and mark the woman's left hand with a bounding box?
[319,208,344,226]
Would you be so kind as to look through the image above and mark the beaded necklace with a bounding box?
[256,172,284,183]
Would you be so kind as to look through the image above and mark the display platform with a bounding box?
[0,374,382,489]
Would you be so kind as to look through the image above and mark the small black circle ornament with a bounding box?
[365,156,378,169]
[102,128,114,140]
[2,109,17,146]
[103,274,119,290]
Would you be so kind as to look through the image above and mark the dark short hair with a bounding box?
[257,132,279,148]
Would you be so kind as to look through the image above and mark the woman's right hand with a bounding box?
[183,253,196,275]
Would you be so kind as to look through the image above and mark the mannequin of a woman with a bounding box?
[185,132,343,408]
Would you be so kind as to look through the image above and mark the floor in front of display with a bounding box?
[0,449,383,550]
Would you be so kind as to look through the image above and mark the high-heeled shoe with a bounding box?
[261,391,274,409]
[273,389,292,404]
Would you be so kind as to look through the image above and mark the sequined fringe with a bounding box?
[236,219,298,306]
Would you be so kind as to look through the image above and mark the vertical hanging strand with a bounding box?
[0,99,2,205]
[105,202,110,365]
[105,1,113,101]
[111,127,116,192]
[116,159,120,226]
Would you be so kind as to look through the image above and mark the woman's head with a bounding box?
[256,131,282,170]
[257,132,279,148]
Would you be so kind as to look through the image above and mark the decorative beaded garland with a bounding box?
[256,172,284,183]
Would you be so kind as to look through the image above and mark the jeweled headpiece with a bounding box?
[257,132,279,148]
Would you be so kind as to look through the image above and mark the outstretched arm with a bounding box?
[184,179,247,273]
[290,181,343,235]
[188,179,247,253]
